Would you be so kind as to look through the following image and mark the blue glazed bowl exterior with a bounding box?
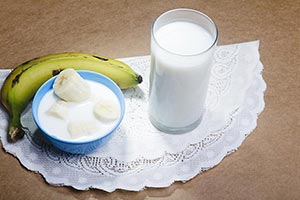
[32,70,125,154]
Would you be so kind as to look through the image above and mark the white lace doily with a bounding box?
[0,40,266,192]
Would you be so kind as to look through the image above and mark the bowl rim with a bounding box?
[32,70,125,145]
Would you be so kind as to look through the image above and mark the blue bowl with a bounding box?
[32,70,125,154]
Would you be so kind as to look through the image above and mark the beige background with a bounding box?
[0,0,299,199]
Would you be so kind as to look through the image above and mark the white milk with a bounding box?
[154,21,213,55]
[149,21,215,131]
[38,80,121,142]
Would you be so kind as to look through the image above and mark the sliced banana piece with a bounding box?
[67,120,98,139]
[46,99,68,120]
[53,68,91,102]
[94,100,120,122]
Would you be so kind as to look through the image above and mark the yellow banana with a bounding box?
[0,52,143,142]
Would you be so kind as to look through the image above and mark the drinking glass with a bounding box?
[149,8,218,133]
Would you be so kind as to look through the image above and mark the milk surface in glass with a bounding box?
[149,9,217,133]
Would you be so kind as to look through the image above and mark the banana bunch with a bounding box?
[0,52,142,142]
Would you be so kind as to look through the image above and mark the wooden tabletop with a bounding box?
[0,0,299,199]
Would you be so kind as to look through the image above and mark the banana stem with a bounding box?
[8,114,25,142]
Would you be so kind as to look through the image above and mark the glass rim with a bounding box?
[151,8,218,57]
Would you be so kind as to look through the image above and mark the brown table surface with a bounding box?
[0,0,299,199]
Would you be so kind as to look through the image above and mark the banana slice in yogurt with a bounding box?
[93,100,120,122]
[47,99,68,119]
[53,68,91,102]
[67,120,98,139]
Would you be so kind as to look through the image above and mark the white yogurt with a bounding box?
[38,80,121,142]
[149,21,216,131]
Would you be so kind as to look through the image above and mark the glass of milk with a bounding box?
[149,8,218,133]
